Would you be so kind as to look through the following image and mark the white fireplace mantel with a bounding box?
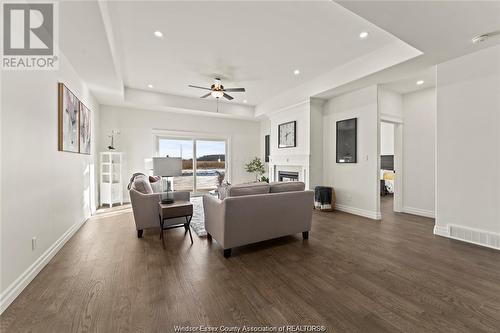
[268,154,310,188]
[268,154,310,167]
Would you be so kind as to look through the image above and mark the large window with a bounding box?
[195,140,226,192]
[156,136,227,194]
[158,139,194,192]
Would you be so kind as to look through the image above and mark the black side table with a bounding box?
[158,201,193,248]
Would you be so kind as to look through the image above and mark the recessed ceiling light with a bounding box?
[416,80,424,85]
[243,99,248,104]
[293,69,300,75]
[359,31,369,39]
[147,84,154,88]
[154,30,163,38]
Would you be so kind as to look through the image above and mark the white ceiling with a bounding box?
[381,67,436,95]
[315,0,500,99]
[58,1,500,117]
[59,1,123,102]
[106,1,401,105]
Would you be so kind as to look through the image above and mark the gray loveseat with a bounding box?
[203,182,314,257]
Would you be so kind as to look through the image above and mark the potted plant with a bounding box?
[245,157,266,182]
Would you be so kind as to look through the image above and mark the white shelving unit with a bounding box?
[100,152,123,207]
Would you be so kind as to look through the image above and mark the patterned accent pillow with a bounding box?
[131,175,153,194]
[149,175,161,183]
[217,184,228,200]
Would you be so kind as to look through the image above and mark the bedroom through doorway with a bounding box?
[380,121,402,215]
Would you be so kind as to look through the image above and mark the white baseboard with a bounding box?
[0,217,88,314]
[434,224,500,250]
[433,225,449,237]
[335,204,381,220]
[403,206,435,218]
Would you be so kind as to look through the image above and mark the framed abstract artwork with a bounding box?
[79,102,91,154]
[278,121,296,148]
[336,118,357,163]
[58,83,79,153]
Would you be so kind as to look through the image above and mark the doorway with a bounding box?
[380,121,403,214]
[156,136,227,195]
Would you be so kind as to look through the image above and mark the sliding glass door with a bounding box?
[158,139,194,192]
[157,136,227,194]
[195,140,226,193]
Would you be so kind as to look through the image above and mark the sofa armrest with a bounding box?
[203,195,226,247]
[130,189,161,230]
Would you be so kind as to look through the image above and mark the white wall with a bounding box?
[99,106,260,201]
[378,88,403,122]
[436,45,500,243]
[269,102,310,158]
[402,88,436,217]
[380,122,394,155]
[323,86,380,219]
[1,54,100,312]
[309,99,324,189]
[378,86,436,218]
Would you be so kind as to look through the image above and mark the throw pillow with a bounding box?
[269,181,305,193]
[149,175,161,183]
[218,184,228,200]
[150,181,162,193]
[131,175,153,194]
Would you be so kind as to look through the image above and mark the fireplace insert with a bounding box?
[278,171,299,182]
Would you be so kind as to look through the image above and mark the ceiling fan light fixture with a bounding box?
[211,90,224,99]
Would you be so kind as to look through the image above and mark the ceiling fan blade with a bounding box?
[200,93,211,98]
[223,93,234,100]
[224,87,246,92]
[189,84,211,91]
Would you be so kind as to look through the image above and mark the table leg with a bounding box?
[159,215,165,249]
[185,215,193,244]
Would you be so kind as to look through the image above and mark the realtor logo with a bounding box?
[2,2,58,70]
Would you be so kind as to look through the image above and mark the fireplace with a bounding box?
[278,171,299,182]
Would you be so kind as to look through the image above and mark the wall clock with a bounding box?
[278,121,296,148]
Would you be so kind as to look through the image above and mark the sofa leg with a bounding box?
[302,231,309,240]
[223,249,232,258]
[137,229,143,238]
[207,233,212,241]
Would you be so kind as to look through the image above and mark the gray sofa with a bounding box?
[203,182,314,257]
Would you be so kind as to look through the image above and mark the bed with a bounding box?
[381,155,395,194]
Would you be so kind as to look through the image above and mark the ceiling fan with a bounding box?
[188,78,245,101]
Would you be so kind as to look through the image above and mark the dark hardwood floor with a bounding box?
[1,196,499,332]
